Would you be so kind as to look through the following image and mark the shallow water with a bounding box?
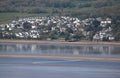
[0,43,120,57]
[0,57,120,78]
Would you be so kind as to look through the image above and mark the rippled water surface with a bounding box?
[0,43,120,56]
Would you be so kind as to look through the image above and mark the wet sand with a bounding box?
[0,39,120,45]
[0,54,120,62]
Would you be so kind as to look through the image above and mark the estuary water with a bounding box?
[0,43,120,57]
[0,42,120,78]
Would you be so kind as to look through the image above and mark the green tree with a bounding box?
[112,20,120,41]
[115,32,120,41]
[0,31,3,39]
[23,22,32,30]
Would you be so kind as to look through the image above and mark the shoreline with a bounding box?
[0,54,120,62]
[0,39,120,45]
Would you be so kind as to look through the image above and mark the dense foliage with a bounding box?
[0,0,120,18]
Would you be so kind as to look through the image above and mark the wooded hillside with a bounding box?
[0,0,120,19]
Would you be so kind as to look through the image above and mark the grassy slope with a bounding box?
[0,13,49,24]
[0,7,92,24]
[0,0,94,24]
[0,0,119,24]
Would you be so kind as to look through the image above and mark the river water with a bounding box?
[0,43,120,57]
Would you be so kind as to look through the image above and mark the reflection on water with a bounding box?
[0,43,120,56]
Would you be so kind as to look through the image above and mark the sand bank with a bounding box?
[0,54,120,62]
[0,39,120,45]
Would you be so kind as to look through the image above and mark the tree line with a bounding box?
[0,0,120,16]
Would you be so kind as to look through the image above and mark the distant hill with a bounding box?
[0,0,120,19]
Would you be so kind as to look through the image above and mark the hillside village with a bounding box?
[0,16,114,41]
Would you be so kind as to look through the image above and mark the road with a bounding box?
[0,57,120,78]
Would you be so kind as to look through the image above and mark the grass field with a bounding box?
[0,7,93,25]
[0,13,49,24]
